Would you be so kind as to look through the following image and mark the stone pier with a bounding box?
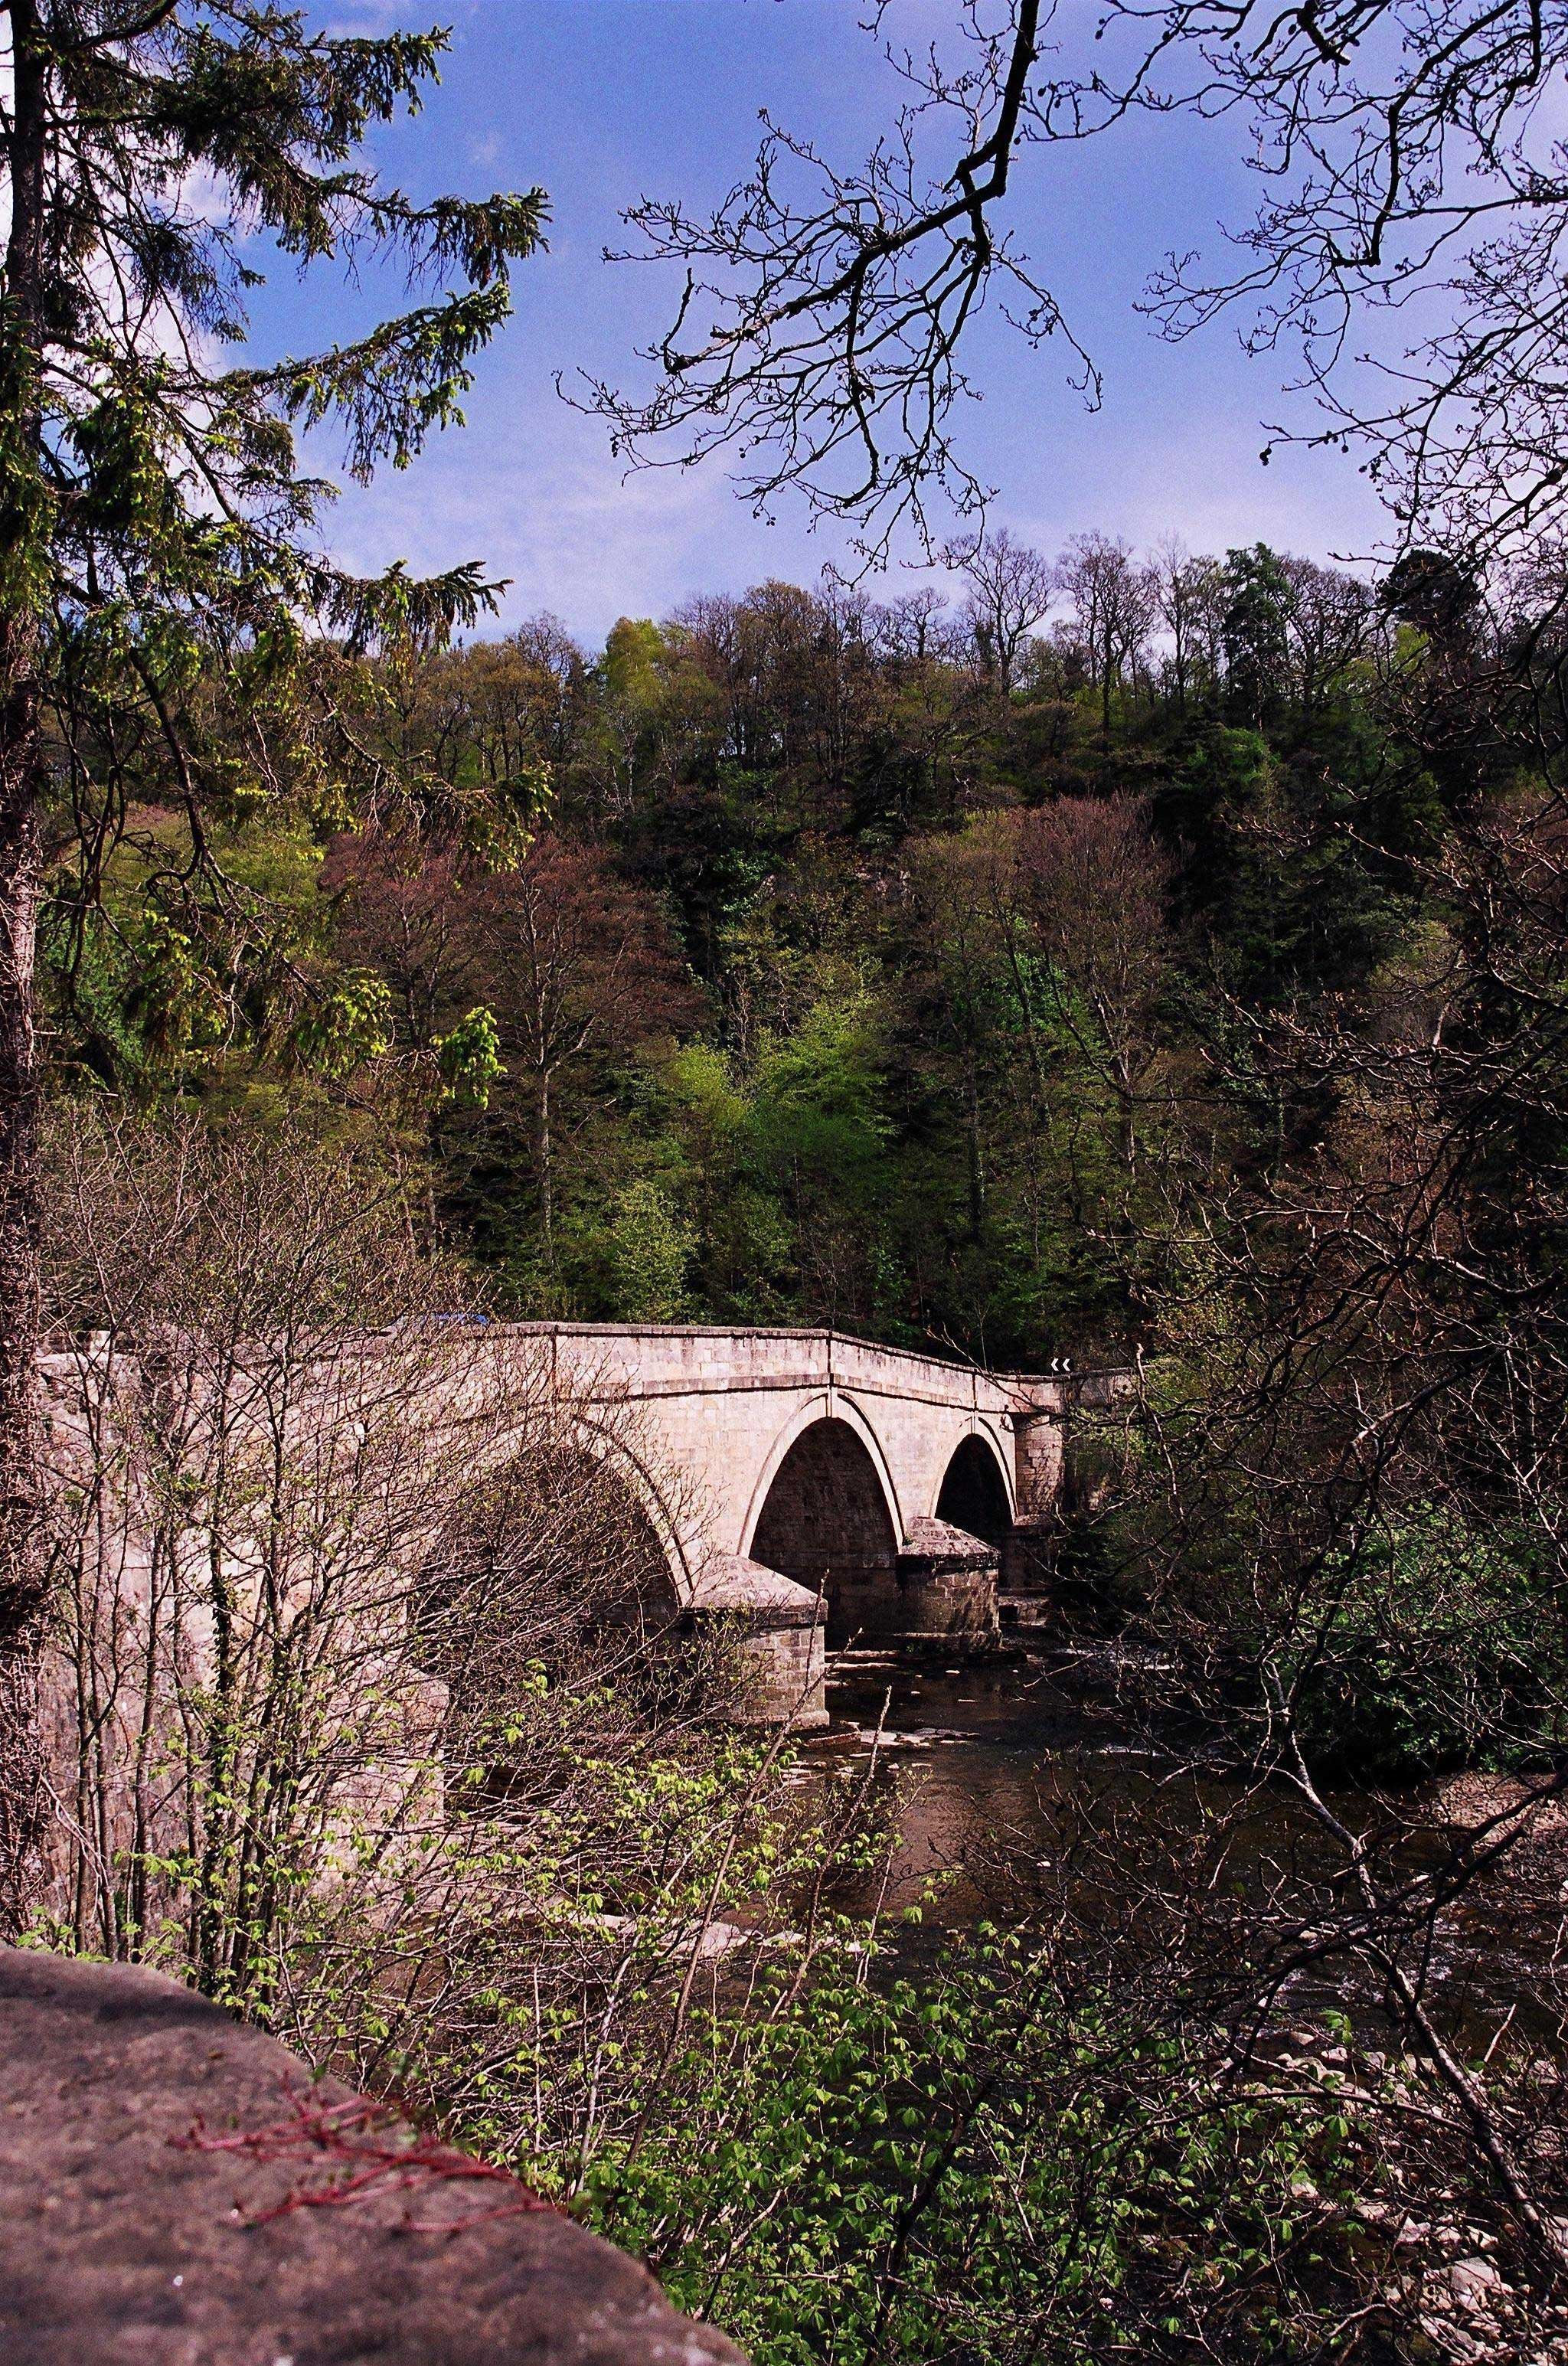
[898,1516,1001,1649]
[690,1554,828,1727]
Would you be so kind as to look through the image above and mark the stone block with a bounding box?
[0,1946,747,2366]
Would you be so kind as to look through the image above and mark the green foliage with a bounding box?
[122,911,229,1060]
[0,343,57,613]
[600,616,669,708]
[577,1928,1361,2365]
[1288,1509,1568,1779]
[652,1043,795,1320]
[13,0,547,1092]
[1220,545,1295,730]
[749,995,893,1215]
[292,968,394,1079]
[33,512,1511,1373]
[1155,722,1417,1002]
[605,1178,696,1319]
[437,1005,504,1107]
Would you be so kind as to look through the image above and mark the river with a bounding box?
[797,1642,1148,1921]
[792,1640,1563,2034]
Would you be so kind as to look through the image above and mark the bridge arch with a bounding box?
[744,1399,903,1647]
[740,1392,903,1562]
[475,1402,700,1603]
[934,1430,1014,1547]
[419,1433,684,1733]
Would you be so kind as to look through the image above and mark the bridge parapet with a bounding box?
[492,1322,1021,1415]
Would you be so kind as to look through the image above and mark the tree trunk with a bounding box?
[0,0,51,1934]
[537,1065,555,1279]
[0,636,44,1936]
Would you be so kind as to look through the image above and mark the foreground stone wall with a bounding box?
[0,1946,746,2366]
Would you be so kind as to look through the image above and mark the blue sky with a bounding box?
[264,2,1387,646]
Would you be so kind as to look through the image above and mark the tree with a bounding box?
[745,994,896,1331]
[1152,537,1225,713]
[1279,555,1378,719]
[333,828,697,1292]
[318,825,485,1085]
[1018,796,1175,1185]
[576,2,1076,554]
[0,0,544,1920]
[943,528,1055,694]
[464,838,697,1283]
[901,806,1178,1358]
[397,619,589,799]
[1056,533,1158,736]
[594,0,1568,577]
[1220,544,1295,730]
[1106,732,1568,2281]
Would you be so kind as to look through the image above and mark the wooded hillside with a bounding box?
[44,532,1490,1369]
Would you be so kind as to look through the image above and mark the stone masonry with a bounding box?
[456,1326,1121,1722]
[0,1946,746,2366]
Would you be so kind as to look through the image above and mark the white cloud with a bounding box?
[318,399,773,640]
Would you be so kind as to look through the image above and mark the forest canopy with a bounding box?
[39,525,1492,1369]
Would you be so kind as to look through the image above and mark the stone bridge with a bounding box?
[483,1325,1127,1725]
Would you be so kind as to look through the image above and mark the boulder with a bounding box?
[0,1946,746,2366]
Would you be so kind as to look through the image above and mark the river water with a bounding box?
[798,1642,1148,1920]
[792,1641,1563,2034]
